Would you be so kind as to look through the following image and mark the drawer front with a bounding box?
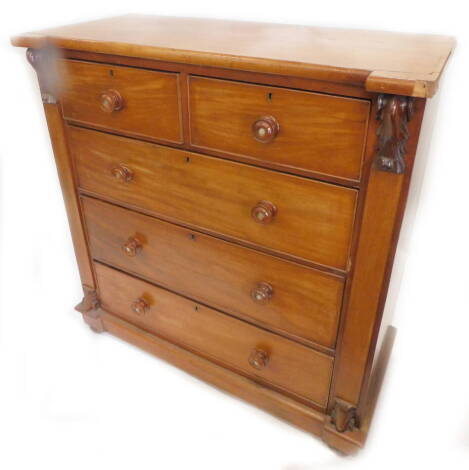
[57,60,182,143]
[73,127,357,270]
[95,262,333,406]
[83,197,344,349]
[189,76,370,181]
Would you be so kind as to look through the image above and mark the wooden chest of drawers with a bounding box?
[12,15,453,454]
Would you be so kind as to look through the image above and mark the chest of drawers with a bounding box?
[12,15,453,454]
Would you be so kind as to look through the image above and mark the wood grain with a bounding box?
[72,126,358,270]
[95,262,334,407]
[330,97,426,408]
[11,14,455,97]
[82,196,344,350]
[13,16,450,453]
[43,103,95,290]
[101,310,327,433]
[63,49,375,100]
[57,59,182,144]
[189,76,369,181]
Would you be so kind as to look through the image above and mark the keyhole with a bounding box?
[267,92,273,102]
[109,70,114,77]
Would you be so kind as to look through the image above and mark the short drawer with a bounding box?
[83,197,344,349]
[57,60,182,143]
[95,262,334,406]
[189,76,370,181]
[72,127,357,270]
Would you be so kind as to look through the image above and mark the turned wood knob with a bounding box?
[252,115,279,143]
[111,164,133,183]
[251,282,273,303]
[131,298,149,316]
[248,348,270,370]
[251,200,277,224]
[122,237,142,257]
[100,89,123,113]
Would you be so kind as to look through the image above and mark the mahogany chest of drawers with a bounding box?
[12,15,453,453]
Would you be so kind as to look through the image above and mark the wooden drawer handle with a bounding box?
[100,89,124,113]
[111,164,133,183]
[131,297,149,316]
[122,237,142,257]
[252,115,279,143]
[249,348,269,370]
[251,282,273,303]
[251,200,277,224]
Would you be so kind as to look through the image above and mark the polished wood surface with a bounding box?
[72,126,357,270]
[57,59,182,143]
[13,16,451,454]
[63,49,374,100]
[42,102,95,290]
[330,97,425,410]
[95,262,334,407]
[101,311,327,436]
[12,14,454,97]
[189,76,369,181]
[82,196,344,349]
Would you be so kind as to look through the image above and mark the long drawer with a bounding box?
[57,59,183,143]
[72,126,357,270]
[95,262,334,407]
[82,196,344,349]
[189,76,370,181]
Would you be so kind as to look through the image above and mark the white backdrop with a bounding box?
[1,2,468,468]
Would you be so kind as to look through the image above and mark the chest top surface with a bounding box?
[12,14,454,98]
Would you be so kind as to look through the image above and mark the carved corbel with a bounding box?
[26,47,59,104]
[75,288,104,333]
[75,288,100,313]
[375,94,415,174]
[26,48,41,70]
[330,399,358,433]
[40,92,57,104]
